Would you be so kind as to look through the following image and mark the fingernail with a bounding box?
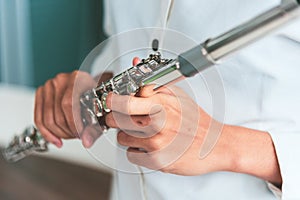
[84,135,94,148]
[133,57,140,66]
[54,141,62,148]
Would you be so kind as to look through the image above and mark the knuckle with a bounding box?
[71,70,80,78]
[117,132,127,145]
[61,96,72,109]
[78,70,90,78]
[45,79,54,89]
[55,73,68,80]
[150,122,163,134]
[53,73,68,86]
[160,166,171,173]
[150,113,167,132]
[149,137,163,150]
[36,86,43,94]
[105,114,113,127]
[71,70,78,75]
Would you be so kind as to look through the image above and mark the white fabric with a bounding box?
[91,0,300,199]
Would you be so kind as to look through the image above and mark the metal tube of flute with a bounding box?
[178,0,300,77]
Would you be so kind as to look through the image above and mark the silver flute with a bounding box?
[3,0,300,162]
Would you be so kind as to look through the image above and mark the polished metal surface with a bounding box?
[205,0,300,61]
[2,126,48,163]
[178,0,299,77]
[3,53,181,162]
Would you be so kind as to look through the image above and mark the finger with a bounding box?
[62,71,96,136]
[127,143,180,171]
[81,125,103,148]
[61,87,80,136]
[43,80,72,138]
[126,148,157,168]
[105,112,153,134]
[72,71,97,132]
[34,87,63,147]
[52,74,74,135]
[106,93,163,115]
[135,84,157,97]
[117,131,150,150]
[136,83,188,99]
[118,131,165,152]
[132,57,140,66]
[156,85,190,99]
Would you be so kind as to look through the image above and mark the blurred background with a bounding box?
[0,0,106,87]
[0,0,113,199]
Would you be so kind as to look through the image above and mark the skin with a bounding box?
[34,59,282,186]
[34,71,112,148]
[105,85,282,186]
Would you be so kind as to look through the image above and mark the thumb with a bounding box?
[132,57,140,66]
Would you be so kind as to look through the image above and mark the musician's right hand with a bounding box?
[34,71,97,148]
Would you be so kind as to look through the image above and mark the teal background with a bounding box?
[0,53,1,81]
[2,0,106,87]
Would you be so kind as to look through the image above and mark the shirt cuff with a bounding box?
[267,182,282,199]
[268,130,300,200]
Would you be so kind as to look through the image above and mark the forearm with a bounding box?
[223,125,282,186]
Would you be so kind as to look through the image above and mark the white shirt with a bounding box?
[91,0,300,199]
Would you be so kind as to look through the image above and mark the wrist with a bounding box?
[222,125,282,185]
[214,124,239,172]
[200,123,238,173]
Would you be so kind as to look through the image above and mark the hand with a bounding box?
[105,85,230,175]
[34,70,105,148]
[105,85,282,185]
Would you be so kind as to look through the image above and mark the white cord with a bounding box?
[137,1,175,200]
[137,165,148,200]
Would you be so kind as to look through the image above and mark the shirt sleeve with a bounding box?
[268,130,300,200]
[265,18,300,200]
[89,38,121,77]
[267,182,282,199]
